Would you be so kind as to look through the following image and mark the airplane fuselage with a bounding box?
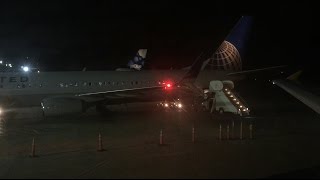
[0,69,243,107]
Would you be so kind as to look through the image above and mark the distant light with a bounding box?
[164,103,169,107]
[0,107,2,115]
[0,61,2,64]
[22,66,29,72]
[178,103,182,108]
[8,64,12,67]
[37,70,40,73]
[272,81,275,85]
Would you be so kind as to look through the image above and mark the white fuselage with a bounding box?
[0,69,242,107]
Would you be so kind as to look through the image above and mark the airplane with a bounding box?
[0,16,282,117]
[272,71,320,115]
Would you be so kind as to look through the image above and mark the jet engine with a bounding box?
[41,97,87,116]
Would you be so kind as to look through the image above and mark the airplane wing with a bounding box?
[226,65,287,76]
[273,76,320,115]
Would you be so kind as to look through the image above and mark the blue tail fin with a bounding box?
[180,16,253,83]
[205,16,253,71]
[127,49,148,70]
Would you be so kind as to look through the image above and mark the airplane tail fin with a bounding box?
[127,49,147,70]
[179,16,253,83]
[203,16,253,71]
[287,70,303,81]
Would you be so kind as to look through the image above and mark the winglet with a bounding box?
[287,70,303,81]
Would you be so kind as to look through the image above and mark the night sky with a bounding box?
[0,1,316,75]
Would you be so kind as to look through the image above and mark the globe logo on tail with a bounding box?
[206,41,242,71]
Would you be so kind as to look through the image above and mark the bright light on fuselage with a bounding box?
[178,103,182,108]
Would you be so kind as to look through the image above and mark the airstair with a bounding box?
[206,80,250,116]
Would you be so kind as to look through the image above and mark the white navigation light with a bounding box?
[22,66,29,72]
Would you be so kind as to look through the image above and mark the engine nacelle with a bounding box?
[41,97,86,116]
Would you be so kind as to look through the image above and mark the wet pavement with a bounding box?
[1,82,320,178]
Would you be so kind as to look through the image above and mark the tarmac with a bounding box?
[1,80,320,178]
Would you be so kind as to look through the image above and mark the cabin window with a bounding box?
[17,84,21,88]
[135,81,138,85]
[0,84,3,88]
[82,82,87,86]
[22,84,26,88]
[99,82,103,86]
[60,83,64,88]
[88,82,92,86]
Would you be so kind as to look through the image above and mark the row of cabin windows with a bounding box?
[0,84,42,89]
[59,81,161,88]
[0,81,163,89]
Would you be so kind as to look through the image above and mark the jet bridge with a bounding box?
[203,80,250,116]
